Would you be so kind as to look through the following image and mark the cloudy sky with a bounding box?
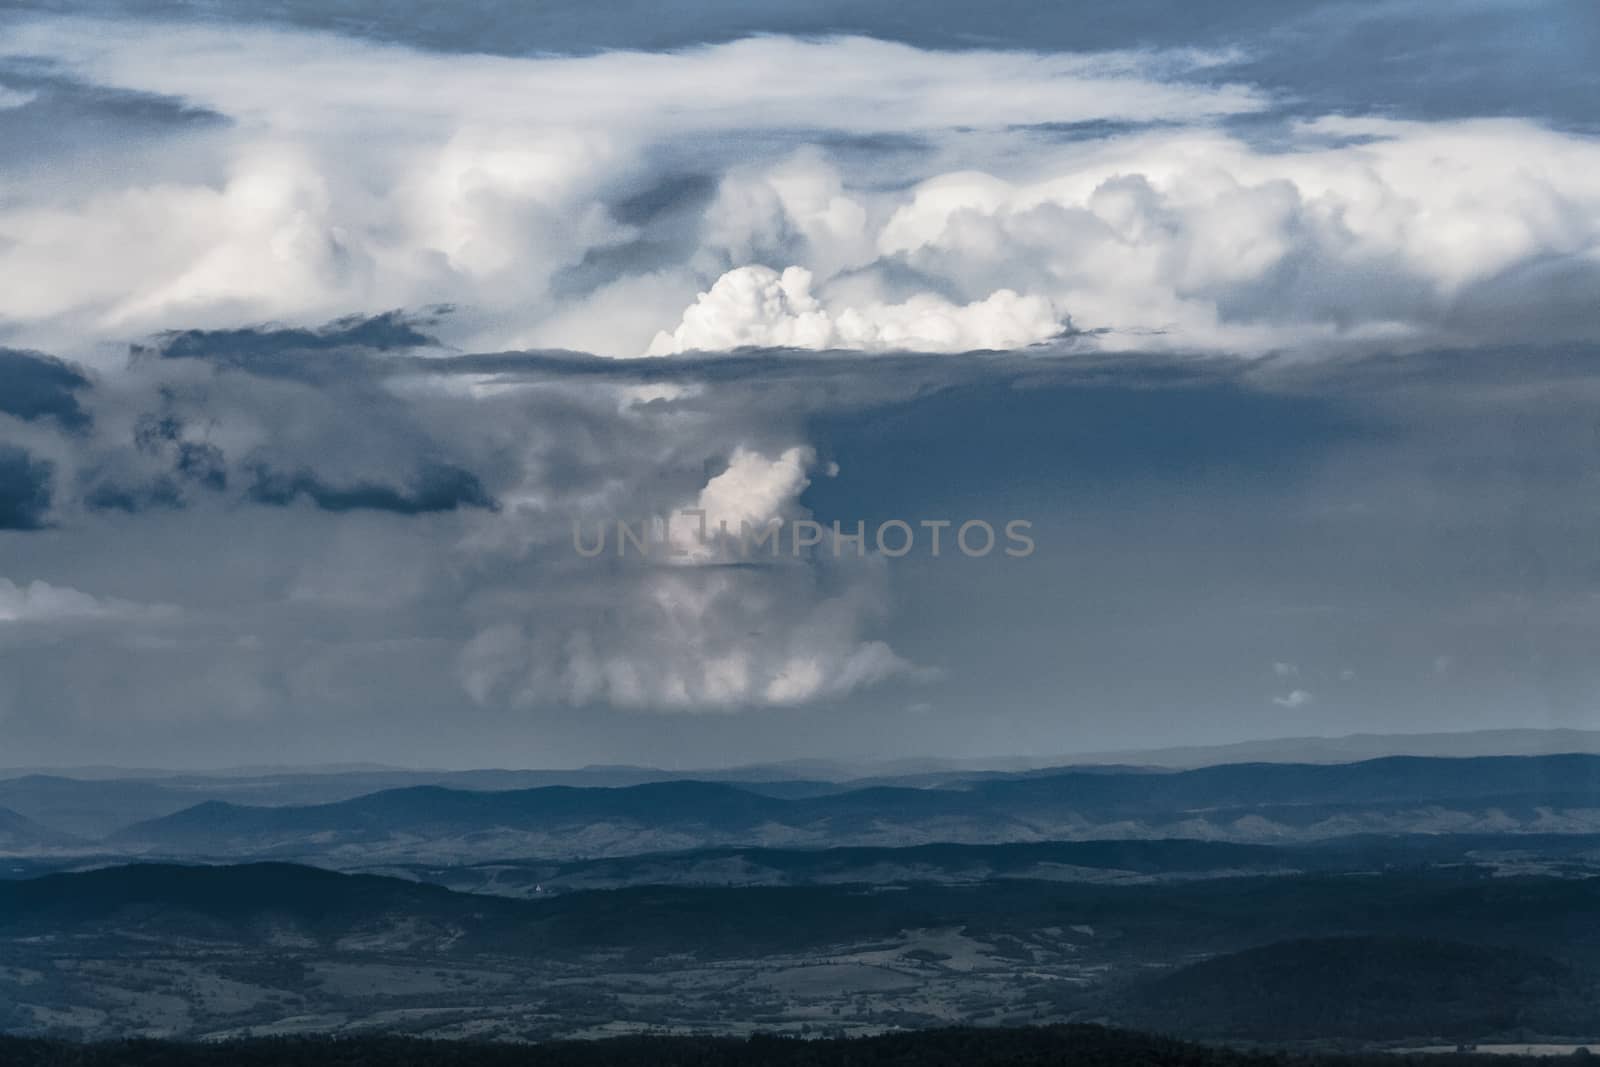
[1,0,1598,769]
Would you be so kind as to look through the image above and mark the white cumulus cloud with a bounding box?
[647,265,1063,354]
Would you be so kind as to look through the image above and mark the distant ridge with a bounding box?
[9,733,1600,843]
[9,728,1600,782]
[1064,728,1600,769]
[108,754,1600,860]
[0,805,80,850]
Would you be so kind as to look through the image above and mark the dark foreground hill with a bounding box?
[4,861,1600,964]
[388,838,1293,896]
[382,833,1600,897]
[0,1026,1573,1067]
[3,860,1600,1043]
[0,862,537,955]
[1116,936,1600,1041]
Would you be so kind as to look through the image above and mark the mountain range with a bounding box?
[7,729,1600,843]
[90,754,1600,863]
[0,807,77,851]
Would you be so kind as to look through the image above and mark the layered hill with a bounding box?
[107,755,1600,861]
[0,806,79,851]
[7,861,1600,961]
[386,838,1294,896]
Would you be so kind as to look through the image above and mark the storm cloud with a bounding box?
[0,348,91,432]
[2,10,1597,365]
[1,0,1598,768]
[0,313,1598,766]
[0,446,53,531]
[246,461,494,515]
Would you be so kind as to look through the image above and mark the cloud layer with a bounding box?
[3,4,1600,767]
[4,16,1597,362]
[1,319,955,723]
[5,325,1600,764]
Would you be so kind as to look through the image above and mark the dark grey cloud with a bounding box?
[246,461,495,515]
[608,173,720,229]
[549,174,723,301]
[136,311,446,374]
[4,323,1600,768]
[0,347,91,432]
[0,1,1595,772]
[4,326,495,530]
[0,60,222,123]
[801,371,1378,524]
[81,477,183,514]
[130,410,227,492]
[0,61,226,171]
[0,445,53,530]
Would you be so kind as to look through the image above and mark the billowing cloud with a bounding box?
[0,18,1262,359]
[460,565,919,711]
[3,329,1600,762]
[1,4,1599,767]
[1,17,1596,361]
[11,13,1600,366]
[864,119,1600,353]
[673,443,815,553]
[646,266,1063,355]
[462,441,923,710]
[0,319,932,716]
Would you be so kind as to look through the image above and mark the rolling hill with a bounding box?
[383,838,1294,895]
[7,860,1600,962]
[1114,936,1600,1041]
[3,861,1598,1044]
[107,754,1600,861]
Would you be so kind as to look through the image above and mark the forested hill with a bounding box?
[0,1026,1576,1067]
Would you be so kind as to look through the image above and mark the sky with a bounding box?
[1,0,1599,769]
